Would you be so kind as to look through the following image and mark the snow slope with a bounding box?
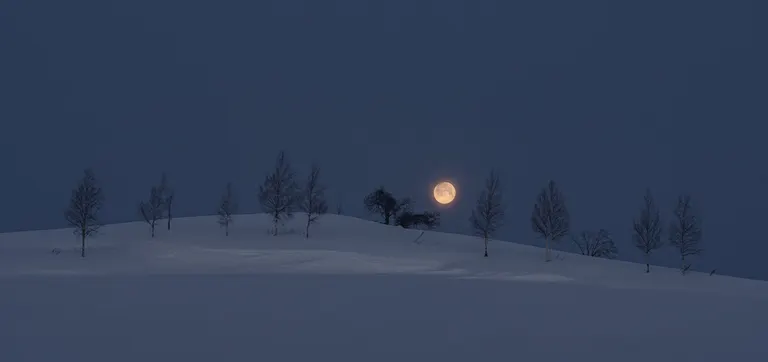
[1,214,767,362]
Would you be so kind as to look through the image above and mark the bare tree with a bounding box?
[157,173,174,231]
[669,194,702,274]
[65,169,104,258]
[572,229,617,259]
[258,151,300,236]
[218,182,237,236]
[469,170,504,257]
[531,180,570,262]
[139,186,163,237]
[633,189,664,273]
[363,187,409,225]
[300,164,329,238]
[396,210,440,230]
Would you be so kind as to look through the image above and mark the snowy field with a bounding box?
[2,214,768,362]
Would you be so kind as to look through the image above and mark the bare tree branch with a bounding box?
[633,189,664,273]
[669,194,702,275]
[396,210,440,230]
[571,229,618,259]
[139,186,163,238]
[469,170,504,257]
[531,180,570,262]
[258,151,300,236]
[364,187,408,225]
[300,164,328,238]
[65,169,104,258]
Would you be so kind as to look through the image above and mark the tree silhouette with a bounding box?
[470,170,504,257]
[65,169,104,258]
[258,151,300,236]
[396,210,440,230]
[139,186,163,237]
[633,189,663,273]
[364,187,409,225]
[531,180,570,262]
[669,194,702,275]
[300,164,328,238]
[572,229,617,259]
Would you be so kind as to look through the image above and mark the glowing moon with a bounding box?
[433,182,457,205]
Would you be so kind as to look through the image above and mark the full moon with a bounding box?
[433,182,457,205]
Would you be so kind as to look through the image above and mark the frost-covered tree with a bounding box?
[572,229,617,259]
[65,169,104,258]
[258,151,300,236]
[669,194,702,275]
[218,182,237,236]
[633,189,664,273]
[300,164,328,238]
[531,180,570,262]
[470,170,504,257]
[139,186,164,237]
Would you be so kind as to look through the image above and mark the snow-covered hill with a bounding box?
[2,214,767,362]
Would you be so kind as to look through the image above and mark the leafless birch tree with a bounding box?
[300,164,328,238]
[258,151,300,236]
[531,180,570,262]
[469,170,504,257]
[633,189,663,273]
[669,194,702,275]
[139,186,163,237]
[65,169,104,258]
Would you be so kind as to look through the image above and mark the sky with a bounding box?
[1,0,767,279]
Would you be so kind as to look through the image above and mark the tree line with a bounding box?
[466,170,703,274]
[65,151,330,257]
[64,154,703,275]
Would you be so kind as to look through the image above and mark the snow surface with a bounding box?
[1,214,767,361]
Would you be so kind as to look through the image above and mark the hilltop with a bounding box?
[1,214,766,362]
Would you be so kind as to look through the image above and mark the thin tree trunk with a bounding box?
[273,216,278,236]
[545,238,551,262]
[81,233,85,258]
[305,216,310,239]
[225,223,229,236]
[484,238,488,257]
[681,255,686,275]
[645,253,650,273]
